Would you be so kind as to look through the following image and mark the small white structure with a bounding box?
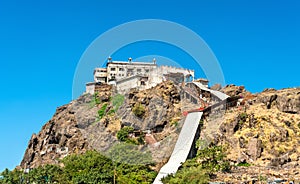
[85,82,97,94]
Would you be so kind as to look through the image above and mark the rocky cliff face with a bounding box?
[20,102,90,168]
[20,82,185,169]
[118,81,181,132]
[201,86,300,182]
[20,84,114,168]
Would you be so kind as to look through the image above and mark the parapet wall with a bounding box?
[158,65,195,77]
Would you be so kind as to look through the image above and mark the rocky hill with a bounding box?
[20,81,186,169]
[20,82,300,182]
[202,85,300,182]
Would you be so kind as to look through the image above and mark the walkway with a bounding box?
[192,82,229,101]
[153,112,203,184]
[153,82,229,183]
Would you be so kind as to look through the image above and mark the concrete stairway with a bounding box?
[153,112,203,184]
[153,82,229,183]
[192,82,229,101]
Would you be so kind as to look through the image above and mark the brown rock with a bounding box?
[256,88,300,114]
[270,153,291,167]
[247,138,262,160]
[210,83,222,91]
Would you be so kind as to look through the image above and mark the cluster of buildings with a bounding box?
[86,57,208,94]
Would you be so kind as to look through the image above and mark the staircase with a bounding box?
[153,112,203,184]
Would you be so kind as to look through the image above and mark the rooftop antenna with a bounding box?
[128,57,132,63]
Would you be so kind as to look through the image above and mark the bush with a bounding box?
[108,109,115,115]
[132,103,146,118]
[237,162,251,167]
[196,145,230,173]
[117,126,134,142]
[162,145,230,183]
[162,167,209,184]
[98,103,108,119]
[239,112,248,120]
[94,92,101,104]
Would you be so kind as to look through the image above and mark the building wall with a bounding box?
[158,65,195,81]
[94,68,107,83]
[116,76,140,94]
[87,60,206,95]
[115,72,164,94]
[106,62,157,81]
[86,83,95,95]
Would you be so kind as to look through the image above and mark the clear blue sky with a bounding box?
[0,0,299,171]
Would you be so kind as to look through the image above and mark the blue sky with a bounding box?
[0,0,299,171]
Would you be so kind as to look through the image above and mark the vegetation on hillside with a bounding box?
[112,94,125,112]
[132,103,146,118]
[98,103,108,119]
[96,93,125,119]
[0,150,156,184]
[117,126,145,145]
[162,145,230,184]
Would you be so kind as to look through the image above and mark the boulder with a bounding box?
[247,138,262,160]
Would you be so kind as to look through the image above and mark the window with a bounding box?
[127,69,134,76]
[145,69,149,73]
[111,68,116,71]
[141,81,145,85]
[137,69,142,73]
[119,68,124,71]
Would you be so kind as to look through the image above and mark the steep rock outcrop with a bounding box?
[201,87,300,182]
[255,88,300,114]
[118,81,181,132]
[20,103,89,168]
[20,81,185,168]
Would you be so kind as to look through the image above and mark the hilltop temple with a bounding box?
[86,57,208,94]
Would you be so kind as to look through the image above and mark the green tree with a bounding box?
[26,164,65,184]
[0,150,156,184]
[62,151,114,184]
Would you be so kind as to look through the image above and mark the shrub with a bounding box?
[132,103,146,118]
[98,103,108,119]
[196,145,231,173]
[162,145,230,183]
[199,119,204,127]
[94,92,101,104]
[239,112,248,121]
[161,166,209,184]
[108,109,115,115]
[117,126,134,142]
[237,162,251,167]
